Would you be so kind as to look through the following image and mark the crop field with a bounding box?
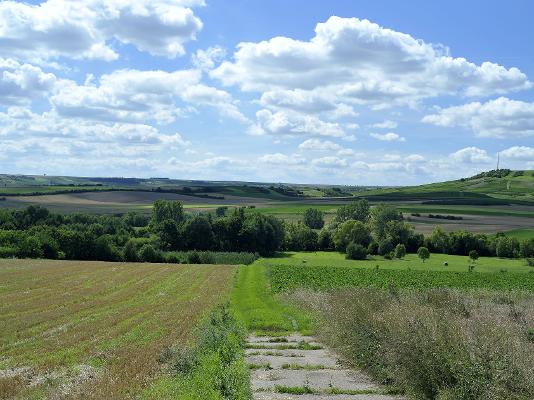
[258,251,533,274]
[258,252,534,292]
[269,263,534,292]
[0,259,236,399]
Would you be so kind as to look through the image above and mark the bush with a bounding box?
[346,242,368,260]
[527,258,534,267]
[417,247,430,263]
[469,250,479,262]
[394,244,406,259]
[139,244,160,263]
[0,246,17,258]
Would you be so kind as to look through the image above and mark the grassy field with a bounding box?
[229,264,312,335]
[502,228,534,240]
[258,251,533,274]
[356,170,534,203]
[0,259,236,399]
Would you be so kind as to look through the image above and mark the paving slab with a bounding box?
[246,334,405,400]
[247,351,340,369]
[251,368,378,391]
[253,393,402,400]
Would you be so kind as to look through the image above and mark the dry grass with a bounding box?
[294,288,534,399]
[0,259,236,399]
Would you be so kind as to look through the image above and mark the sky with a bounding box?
[1,0,534,185]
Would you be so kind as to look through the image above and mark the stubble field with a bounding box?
[0,259,236,399]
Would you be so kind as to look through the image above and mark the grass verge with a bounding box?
[142,306,251,400]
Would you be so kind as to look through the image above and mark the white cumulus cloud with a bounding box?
[422,97,534,138]
[370,132,406,142]
[0,0,204,62]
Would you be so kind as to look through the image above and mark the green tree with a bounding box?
[123,239,139,262]
[215,206,228,217]
[17,235,43,258]
[151,200,184,226]
[317,229,333,250]
[395,243,406,259]
[346,242,368,260]
[333,220,372,252]
[285,223,318,251]
[303,208,324,229]
[334,199,370,223]
[370,203,403,239]
[417,246,430,263]
[139,244,159,262]
[520,239,534,258]
[184,216,215,250]
[469,250,479,263]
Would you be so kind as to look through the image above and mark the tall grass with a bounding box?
[142,306,251,400]
[294,288,534,399]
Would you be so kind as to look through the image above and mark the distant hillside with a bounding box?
[356,170,534,205]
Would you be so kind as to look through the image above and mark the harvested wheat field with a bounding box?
[0,259,236,399]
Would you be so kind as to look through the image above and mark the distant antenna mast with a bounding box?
[496,152,500,171]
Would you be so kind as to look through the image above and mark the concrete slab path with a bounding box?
[246,333,404,400]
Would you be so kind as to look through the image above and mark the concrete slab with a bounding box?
[251,369,378,391]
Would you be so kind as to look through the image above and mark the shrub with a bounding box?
[417,247,430,263]
[346,242,368,260]
[0,246,17,258]
[527,258,534,267]
[188,251,202,264]
[144,306,250,399]
[378,238,394,256]
[394,244,406,259]
[139,244,160,263]
[469,250,479,262]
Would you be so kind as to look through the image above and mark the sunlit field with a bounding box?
[0,259,235,399]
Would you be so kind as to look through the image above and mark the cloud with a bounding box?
[449,147,492,164]
[191,46,227,70]
[371,120,398,129]
[182,84,248,122]
[370,132,406,142]
[422,97,534,138]
[405,154,425,163]
[0,107,190,160]
[259,153,306,165]
[298,138,342,151]
[0,58,60,105]
[50,68,246,124]
[500,146,534,160]
[312,156,348,168]
[0,0,204,62]
[250,109,346,137]
[212,16,530,110]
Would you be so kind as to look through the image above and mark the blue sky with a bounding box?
[1,0,533,185]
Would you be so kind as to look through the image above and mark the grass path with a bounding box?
[230,264,312,335]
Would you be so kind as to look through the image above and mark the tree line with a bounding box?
[0,200,532,263]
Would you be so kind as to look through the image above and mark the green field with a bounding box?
[258,251,533,274]
[0,259,236,399]
[357,170,534,204]
[502,228,534,240]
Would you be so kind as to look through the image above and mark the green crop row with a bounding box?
[269,264,534,292]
